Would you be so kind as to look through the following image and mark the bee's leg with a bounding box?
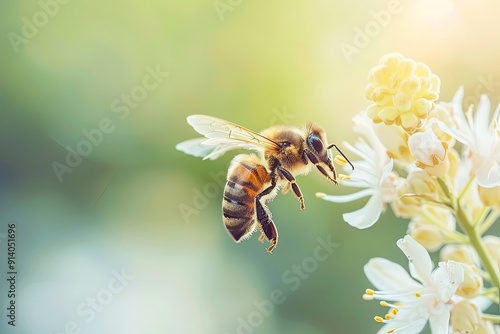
[255,199,278,253]
[303,150,338,185]
[277,166,305,210]
[255,178,279,253]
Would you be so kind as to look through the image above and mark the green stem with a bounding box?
[482,313,500,323]
[457,175,474,200]
[456,203,500,300]
[483,287,500,304]
[474,207,489,228]
[442,230,468,244]
[479,208,500,235]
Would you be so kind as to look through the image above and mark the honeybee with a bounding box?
[176,115,352,253]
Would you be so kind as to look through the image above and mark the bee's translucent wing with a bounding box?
[186,115,280,148]
[175,138,215,159]
[176,137,256,160]
[176,115,280,160]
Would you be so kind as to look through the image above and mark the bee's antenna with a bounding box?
[327,144,354,170]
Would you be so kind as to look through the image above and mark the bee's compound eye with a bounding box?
[308,135,324,153]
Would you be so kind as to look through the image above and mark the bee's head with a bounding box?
[304,124,353,184]
[305,125,331,162]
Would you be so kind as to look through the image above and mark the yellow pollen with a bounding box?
[339,174,351,180]
[385,314,392,320]
[363,294,374,301]
[391,308,398,315]
[366,289,375,295]
[374,316,384,323]
[387,328,395,333]
[334,155,348,166]
[415,292,422,298]
[380,301,388,307]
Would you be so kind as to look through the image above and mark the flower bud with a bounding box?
[390,198,420,219]
[455,263,482,298]
[398,171,439,205]
[408,127,449,176]
[483,235,500,270]
[440,244,474,265]
[425,104,455,144]
[407,207,454,252]
[408,221,443,252]
[476,319,496,334]
[450,300,481,333]
[478,185,500,207]
[391,172,440,219]
[373,123,412,163]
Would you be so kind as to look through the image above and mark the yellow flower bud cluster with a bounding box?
[365,53,441,132]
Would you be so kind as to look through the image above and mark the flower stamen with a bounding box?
[363,294,374,301]
[379,300,399,309]
[339,174,351,180]
[334,155,348,166]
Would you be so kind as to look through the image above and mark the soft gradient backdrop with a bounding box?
[1,0,499,333]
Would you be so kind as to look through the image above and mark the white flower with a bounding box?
[363,235,464,334]
[438,87,500,187]
[408,127,447,168]
[316,112,397,229]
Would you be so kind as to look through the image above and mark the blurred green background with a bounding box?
[1,0,500,333]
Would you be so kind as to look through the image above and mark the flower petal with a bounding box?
[364,258,422,292]
[451,86,467,129]
[476,159,500,188]
[474,94,492,146]
[436,120,471,147]
[377,319,427,334]
[428,304,450,334]
[432,261,464,302]
[397,235,433,286]
[342,192,383,229]
[380,159,394,185]
[352,112,387,158]
[318,188,374,203]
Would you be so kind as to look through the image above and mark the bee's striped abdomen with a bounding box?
[223,155,271,242]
